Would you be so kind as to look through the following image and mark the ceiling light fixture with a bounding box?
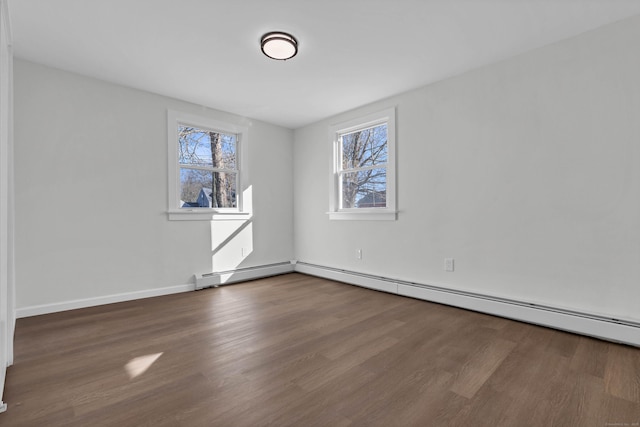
[261,31,298,61]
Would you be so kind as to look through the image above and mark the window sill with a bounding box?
[327,210,397,221]
[168,210,252,221]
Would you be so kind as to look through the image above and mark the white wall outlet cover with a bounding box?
[444,258,455,272]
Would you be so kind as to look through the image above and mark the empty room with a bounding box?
[0,0,639,425]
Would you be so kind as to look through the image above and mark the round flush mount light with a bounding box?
[261,31,298,60]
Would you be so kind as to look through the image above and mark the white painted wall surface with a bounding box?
[293,15,640,322]
[14,59,293,309]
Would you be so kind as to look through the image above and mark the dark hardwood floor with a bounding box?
[1,273,639,426]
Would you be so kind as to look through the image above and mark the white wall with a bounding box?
[294,15,640,322]
[14,59,294,310]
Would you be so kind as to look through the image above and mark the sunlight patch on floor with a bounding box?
[125,352,163,379]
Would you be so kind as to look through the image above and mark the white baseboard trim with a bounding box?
[16,284,195,318]
[294,262,640,347]
[16,262,296,318]
[196,261,295,290]
[0,402,6,413]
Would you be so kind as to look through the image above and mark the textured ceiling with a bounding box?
[8,0,640,129]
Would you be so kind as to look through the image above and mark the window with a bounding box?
[168,111,249,220]
[178,126,237,208]
[329,107,396,220]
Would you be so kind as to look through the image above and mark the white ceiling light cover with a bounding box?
[261,32,298,60]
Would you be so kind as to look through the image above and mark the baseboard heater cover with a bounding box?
[195,261,295,290]
[294,262,640,347]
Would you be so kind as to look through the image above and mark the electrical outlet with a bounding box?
[444,258,454,272]
[356,249,362,260]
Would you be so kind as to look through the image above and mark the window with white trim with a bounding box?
[329,108,396,220]
[168,111,249,220]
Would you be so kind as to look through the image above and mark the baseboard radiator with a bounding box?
[294,262,640,347]
[195,261,295,290]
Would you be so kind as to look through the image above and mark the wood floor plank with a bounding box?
[553,372,606,427]
[295,335,399,392]
[1,273,639,426]
[605,343,640,403]
[265,365,377,426]
[449,337,516,399]
[570,336,608,378]
[349,369,455,427]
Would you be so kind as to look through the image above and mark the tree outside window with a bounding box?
[339,123,388,209]
[178,126,237,209]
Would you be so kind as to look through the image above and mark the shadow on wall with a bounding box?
[209,185,254,280]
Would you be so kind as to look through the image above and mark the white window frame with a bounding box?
[328,107,397,221]
[167,110,250,221]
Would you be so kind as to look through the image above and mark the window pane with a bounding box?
[341,124,387,170]
[178,126,236,169]
[341,168,386,209]
[180,168,237,208]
